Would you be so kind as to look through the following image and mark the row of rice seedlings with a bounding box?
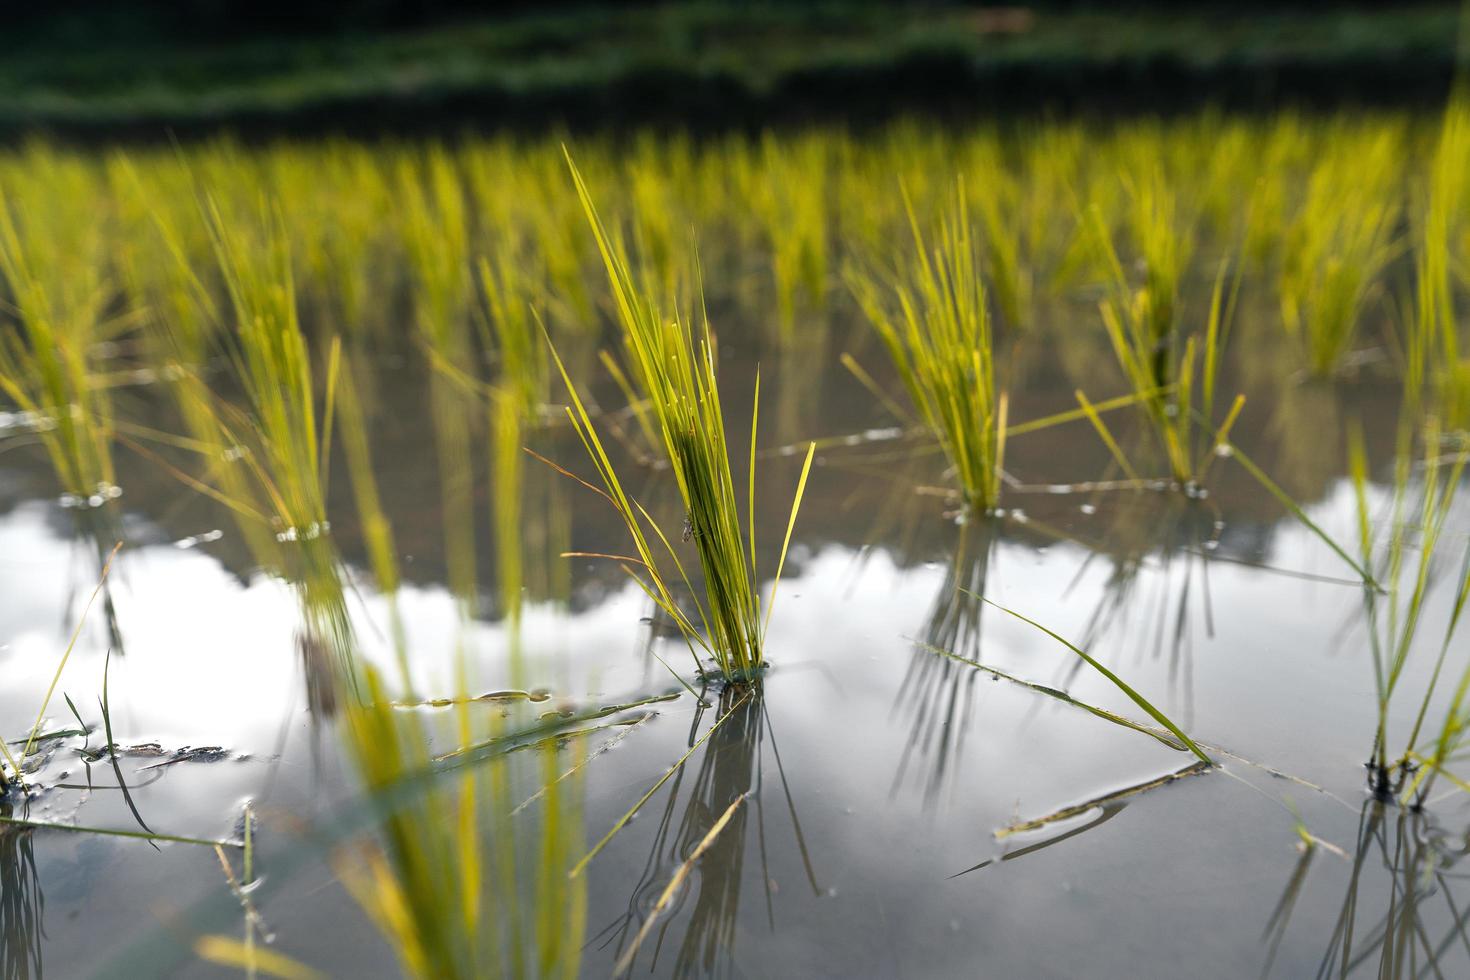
[553,156,815,685]
[626,139,691,310]
[960,129,1088,329]
[206,201,337,548]
[1117,166,1195,350]
[0,117,1445,375]
[1278,122,1404,375]
[0,150,120,501]
[965,150,1031,330]
[112,190,359,717]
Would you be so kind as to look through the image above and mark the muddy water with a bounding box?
[2,295,1467,979]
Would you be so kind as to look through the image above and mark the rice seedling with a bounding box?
[846,183,1008,511]
[478,238,548,420]
[626,134,695,308]
[337,666,588,980]
[550,154,815,686]
[750,134,829,342]
[1341,415,1470,799]
[1089,212,1245,489]
[277,141,396,336]
[398,148,483,607]
[959,124,1087,327]
[106,151,222,369]
[1406,96,1470,431]
[208,202,335,543]
[1240,114,1310,268]
[968,153,1031,330]
[0,149,120,501]
[1278,122,1403,375]
[492,387,528,649]
[1113,165,1195,351]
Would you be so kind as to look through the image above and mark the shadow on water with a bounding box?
[597,688,822,978]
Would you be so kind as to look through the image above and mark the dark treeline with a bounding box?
[11,1,1445,44]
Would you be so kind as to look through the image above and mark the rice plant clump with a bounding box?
[848,185,1007,511]
[1089,203,1245,489]
[1410,96,1470,430]
[338,666,587,980]
[550,154,813,686]
[1279,123,1402,375]
[1349,419,1470,800]
[0,155,118,501]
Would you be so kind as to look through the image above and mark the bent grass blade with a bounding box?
[976,596,1211,764]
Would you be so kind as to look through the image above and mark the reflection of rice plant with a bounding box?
[0,816,44,980]
[601,690,817,978]
[893,522,996,801]
[1078,495,1229,689]
[550,157,814,685]
[1312,802,1470,977]
[848,185,1007,510]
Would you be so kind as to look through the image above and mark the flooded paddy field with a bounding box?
[2,112,1470,978]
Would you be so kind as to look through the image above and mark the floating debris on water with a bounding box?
[174,529,225,549]
[393,689,554,709]
[0,409,52,433]
[274,521,330,542]
[58,483,123,509]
